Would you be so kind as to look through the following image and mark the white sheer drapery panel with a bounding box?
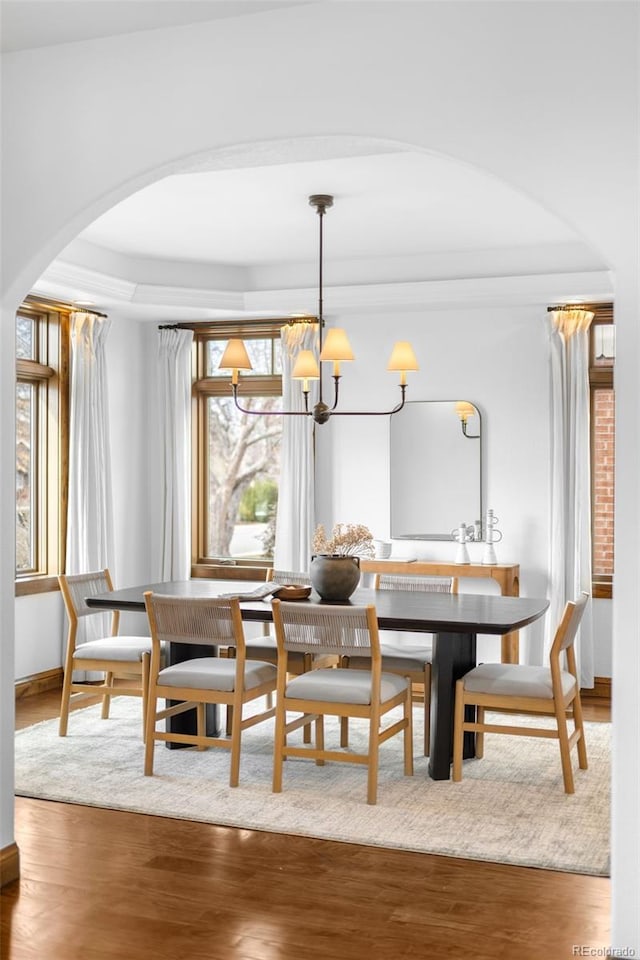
[158,328,194,581]
[66,312,115,673]
[546,309,594,687]
[274,323,318,572]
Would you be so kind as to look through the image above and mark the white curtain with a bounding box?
[66,312,114,575]
[158,328,194,580]
[547,309,594,687]
[66,312,114,672]
[274,323,318,572]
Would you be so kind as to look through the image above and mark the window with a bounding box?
[15,299,69,593]
[589,303,615,598]
[192,322,284,569]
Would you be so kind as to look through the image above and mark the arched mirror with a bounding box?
[390,400,483,540]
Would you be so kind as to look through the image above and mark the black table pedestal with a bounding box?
[428,631,477,780]
[165,641,220,748]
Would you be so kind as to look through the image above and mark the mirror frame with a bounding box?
[389,399,484,541]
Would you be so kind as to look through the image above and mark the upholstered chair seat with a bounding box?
[285,667,408,705]
[461,663,577,700]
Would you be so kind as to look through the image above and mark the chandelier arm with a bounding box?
[330,376,340,411]
[327,385,408,417]
[231,385,312,418]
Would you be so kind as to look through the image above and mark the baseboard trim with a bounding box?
[580,676,611,702]
[0,842,20,887]
[15,667,63,700]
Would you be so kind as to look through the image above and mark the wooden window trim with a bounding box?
[191,322,285,571]
[15,299,70,592]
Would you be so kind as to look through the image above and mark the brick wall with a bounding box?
[593,388,615,576]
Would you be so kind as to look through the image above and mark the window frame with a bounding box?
[587,302,615,599]
[191,320,286,574]
[15,297,70,596]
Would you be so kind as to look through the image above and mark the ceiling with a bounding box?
[6,2,606,320]
[0,1,304,53]
[78,152,582,267]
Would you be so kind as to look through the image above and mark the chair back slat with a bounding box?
[552,592,590,654]
[145,593,242,647]
[60,570,112,618]
[376,574,454,594]
[273,601,378,657]
[267,569,311,586]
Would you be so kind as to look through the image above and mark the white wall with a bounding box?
[1,2,637,948]
[315,303,612,671]
[14,594,65,680]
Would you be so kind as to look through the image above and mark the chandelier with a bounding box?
[218,194,419,424]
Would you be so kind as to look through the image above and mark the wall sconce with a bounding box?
[455,401,480,438]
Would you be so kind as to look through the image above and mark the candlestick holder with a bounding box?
[452,522,474,564]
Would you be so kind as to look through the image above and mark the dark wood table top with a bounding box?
[86,579,549,636]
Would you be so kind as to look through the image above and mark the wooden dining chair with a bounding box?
[341,573,457,755]
[452,592,589,793]
[58,569,152,739]
[143,592,277,787]
[224,569,336,739]
[271,599,413,805]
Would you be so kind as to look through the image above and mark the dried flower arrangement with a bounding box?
[312,522,375,558]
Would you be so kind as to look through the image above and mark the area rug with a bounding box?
[14,698,610,876]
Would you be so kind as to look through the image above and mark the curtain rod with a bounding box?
[547,302,612,313]
[157,316,318,331]
[24,295,107,318]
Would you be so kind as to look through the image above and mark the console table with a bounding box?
[361,559,521,663]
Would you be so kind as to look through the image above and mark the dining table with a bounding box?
[86,579,549,781]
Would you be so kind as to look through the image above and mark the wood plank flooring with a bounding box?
[2,689,611,960]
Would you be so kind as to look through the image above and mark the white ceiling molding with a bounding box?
[38,259,137,302]
[236,271,615,314]
[133,283,245,312]
[35,257,613,319]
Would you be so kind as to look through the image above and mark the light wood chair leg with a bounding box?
[475,706,485,758]
[272,699,286,793]
[58,656,75,737]
[403,688,414,776]
[101,671,114,719]
[340,716,349,748]
[197,702,206,750]
[452,680,465,782]
[573,693,588,770]
[555,704,575,794]
[367,713,380,805]
[228,694,243,788]
[315,715,325,766]
[226,705,233,737]
[141,653,150,744]
[144,694,156,777]
[303,718,312,744]
[423,666,431,756]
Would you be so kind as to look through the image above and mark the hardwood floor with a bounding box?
[2,689,611,960]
